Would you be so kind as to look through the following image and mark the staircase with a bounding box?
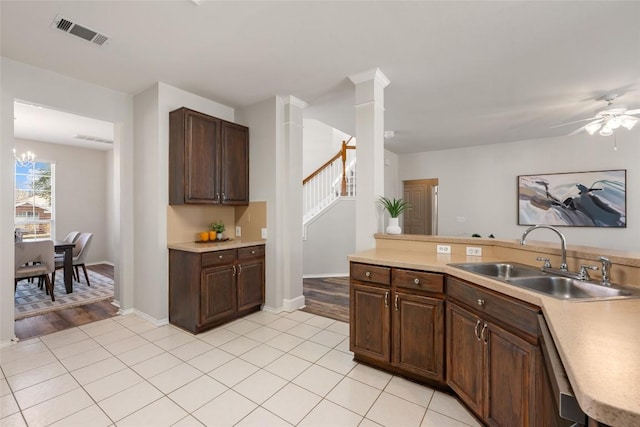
[303,139,356,224]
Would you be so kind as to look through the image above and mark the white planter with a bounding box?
[386,217,402,235]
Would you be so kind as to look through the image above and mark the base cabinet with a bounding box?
[447,276,563,427]
[169,245,264,333]
[350,262,445,384]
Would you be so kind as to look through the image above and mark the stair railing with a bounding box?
[303,138,356,223]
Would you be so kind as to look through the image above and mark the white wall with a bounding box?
[302,119,339,178]
[398,128,640,252]
[13,138,112,264]
[303,198,356,276]
[237,98,282,309]
[1,57,134,344]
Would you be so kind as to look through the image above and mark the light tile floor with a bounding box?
[0,310,482,427]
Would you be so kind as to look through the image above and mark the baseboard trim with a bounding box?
[303,273,348,279]
[118,308,168,327]
[262,295,306,313]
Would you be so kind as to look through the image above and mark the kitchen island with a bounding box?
[349,234,640,427]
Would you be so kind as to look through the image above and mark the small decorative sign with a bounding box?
[518,170,626,227]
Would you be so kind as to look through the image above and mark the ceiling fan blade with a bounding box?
[568,119,603,136]
[550,116,597,129]
[624,108,640,115]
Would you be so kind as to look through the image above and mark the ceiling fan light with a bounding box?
[599,126,613,137]
[607,116,622,129]
[621,116,638,130]
[585,122,602,135]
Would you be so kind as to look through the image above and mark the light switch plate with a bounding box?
[235,226,241,237]
[261,228,267,239]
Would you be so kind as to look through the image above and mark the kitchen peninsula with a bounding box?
[349,234,640,427]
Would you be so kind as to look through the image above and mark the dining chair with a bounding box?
[15,240,55,301]
[53,231,81,274]
[53,232,93,286]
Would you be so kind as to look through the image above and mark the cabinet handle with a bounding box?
[222,193,226,201]
[216,192,220,202]
[251,250,255,254]
[238,264,242,275]
[384,291,389,307]
[365,271,371,278]
[481,323,488,344]
[413,278,420,285]
[232,265,236,276]
[477,299,485,307]
[218,255,223,259]
[394,294,399,311]
[475,320,482,341]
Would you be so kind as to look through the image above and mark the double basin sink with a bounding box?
[449,262,640,301]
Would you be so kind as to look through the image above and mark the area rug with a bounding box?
[14,270,114,319]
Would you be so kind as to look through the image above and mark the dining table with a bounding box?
[53,240,75,293]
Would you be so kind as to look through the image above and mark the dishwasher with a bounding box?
[538,315,586,427]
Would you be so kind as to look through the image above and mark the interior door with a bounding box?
[403,179,438,235]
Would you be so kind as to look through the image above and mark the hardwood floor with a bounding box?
[15,269,350,340]
[14,264,118,340]
[301,276,349,323]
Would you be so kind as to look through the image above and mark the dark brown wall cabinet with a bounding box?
[350,262,445,384]
[169,107,249,205]
[169,245,264,333]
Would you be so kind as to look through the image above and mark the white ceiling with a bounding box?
[13,101,114,151]
[2,1,639,154]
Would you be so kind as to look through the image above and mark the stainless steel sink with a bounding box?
[449,262,543,279]
[507,276,636,300]
[449,262,640,301]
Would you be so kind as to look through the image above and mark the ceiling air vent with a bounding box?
[74,134,113,144]
[51,14,111,47]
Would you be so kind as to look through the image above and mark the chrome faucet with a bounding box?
[600,256,611,286]
[520,225,568,271]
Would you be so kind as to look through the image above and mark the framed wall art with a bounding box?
[518,169,626,228]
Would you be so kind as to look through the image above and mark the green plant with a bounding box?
[378,196,410,218]
[211,220,225,233]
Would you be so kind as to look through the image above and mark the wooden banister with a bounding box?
[303,137,354,186]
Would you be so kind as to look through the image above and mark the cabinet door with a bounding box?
[392,292,444,382]
[237,258,264,311]
[200,264,236,325]
[220,121,249,205]
[350,283,390,363]
[446,303,484,417]
[185,111,221,203]
[485,322,537,427]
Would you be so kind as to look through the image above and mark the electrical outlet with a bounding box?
[466,246,483,256]
[261,228,268,239]
[235,226,241,237]
[436,245,451,254]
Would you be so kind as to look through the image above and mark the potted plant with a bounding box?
[378,196,410,234]
[211,220,225,240]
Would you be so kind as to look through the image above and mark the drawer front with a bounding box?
[238,245,265,260]
[393,269,444,294]
[447,276,539,338]
[351,263,391,286]
[202,249,237,267]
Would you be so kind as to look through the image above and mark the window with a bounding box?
[14,160,55,239]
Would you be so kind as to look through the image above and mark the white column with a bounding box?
[349,68,390,251]
[279,95,307,310]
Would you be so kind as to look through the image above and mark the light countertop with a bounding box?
[168,239,265,253]
[349,248,640,427]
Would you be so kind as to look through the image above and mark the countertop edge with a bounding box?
[168,240,265,253]
[348,248,640,427]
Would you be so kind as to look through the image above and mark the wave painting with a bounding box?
[518,170,626,227]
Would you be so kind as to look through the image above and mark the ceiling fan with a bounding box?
[554,94,640,136]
